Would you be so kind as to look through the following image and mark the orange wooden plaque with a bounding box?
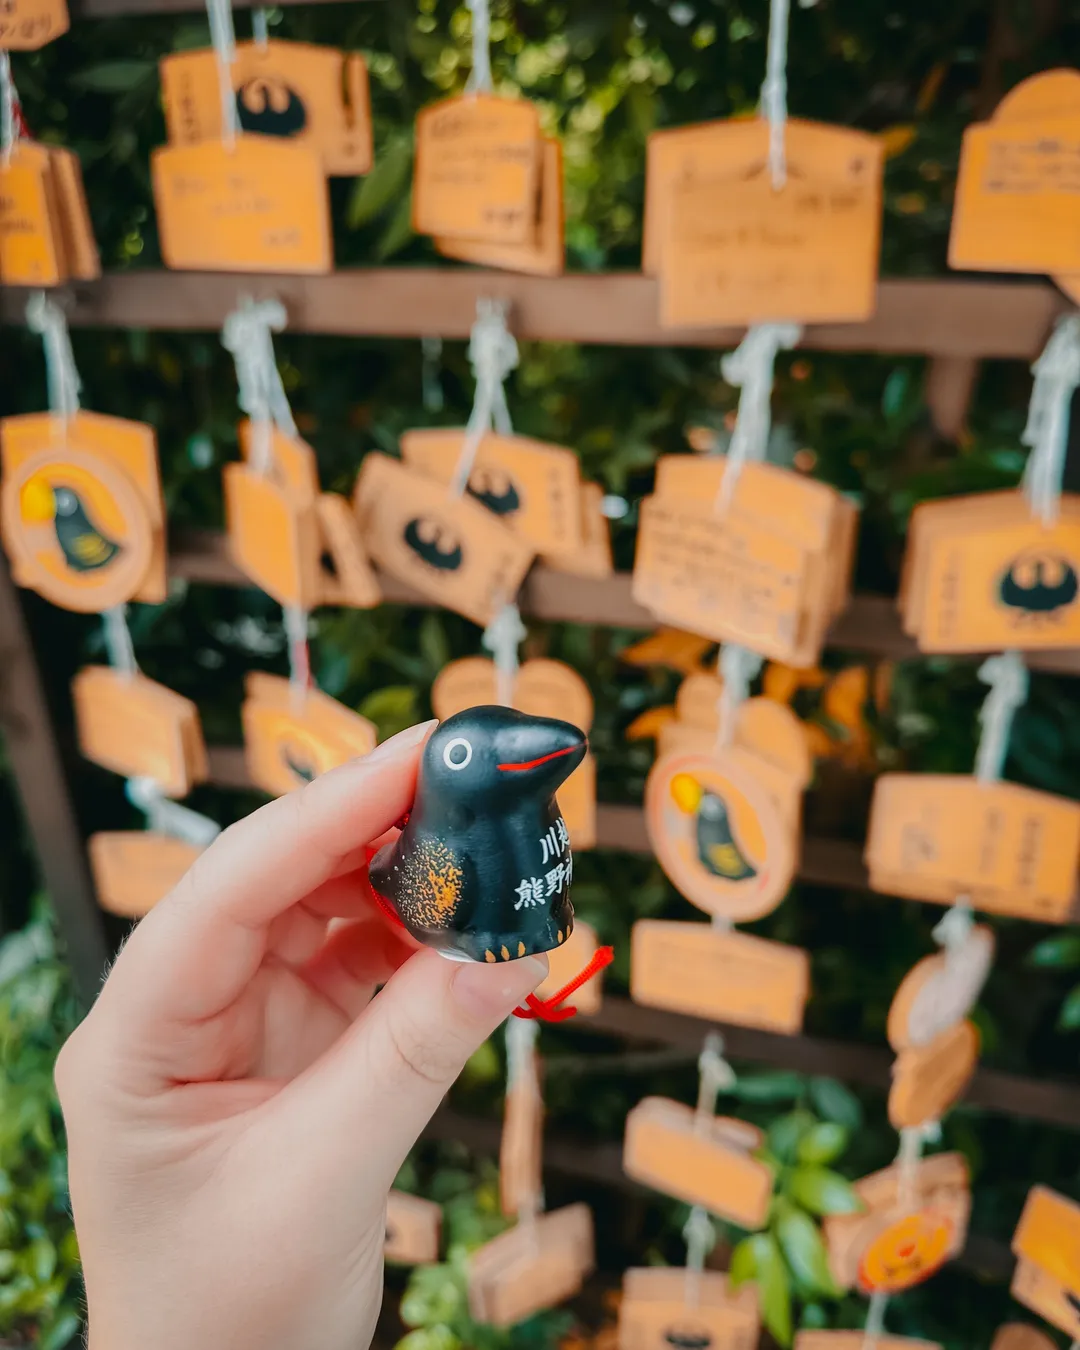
[242,672,377,796]
[889,1019,979,1129]
[0,0,68,47]
[223,463,322,608]
[990,1325,1059,1350]
[385,1190,442,1265]
[618,1267,759,1350]
[89,832,204,918]
[468,1204,595,1328]
[886,925,995,1052]
[0,143,63,286]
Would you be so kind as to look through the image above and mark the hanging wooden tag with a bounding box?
[500,1042,543,1220]
[0,445,154,612]
[467,1203,595,1328]
[0,0,68,47]
[401,429,583,556]
[624,1097,772,1229]
[0,142,65,286]
[631,919,810,1034]
[651,119,883,327]
[242,671,377,795]
[72,666,208,797]
[857,1210,959,1295]
[558,752,597,850]
[431,657,593,731]
[385,1190,442,1266]
[238,420,319,502]
[413,93,542,244]
[798,1337,941,1350]
[990,1327,1058,1350]
[160,42,373,176]
[1012,1186,1080,1328]
[224,463,322,608]
[315,493,382,609]
[436,137,564,276]
[618,1267,760,1350]
[865,774,1080,923]
[47,147,101,281]
[151,137,332,274]
[89,832,204,918]
[537,918,603,1015]
[353,452,534,628]
[887,925,995,1052]
[888,1019,979,1129]
[670,679,812,788]
[1,410,167,603]
[544,483,614,580]
[634,494,809,661]
[645,750,796,921]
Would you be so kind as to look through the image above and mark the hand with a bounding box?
[56,721,548,1350]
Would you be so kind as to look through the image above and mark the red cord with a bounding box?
[512,945,614,1022]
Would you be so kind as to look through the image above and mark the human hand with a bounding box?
[55,721,548,1350]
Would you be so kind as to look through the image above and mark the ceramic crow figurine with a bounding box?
[370,706,587,962]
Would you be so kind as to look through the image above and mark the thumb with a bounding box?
[290,947,547,1192]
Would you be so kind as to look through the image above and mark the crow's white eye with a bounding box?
[443,737,472,771]
[55,489,75,515]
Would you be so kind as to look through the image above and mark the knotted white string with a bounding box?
[252,6,268,47]
[973,651,1028,784]
[283,604,310,711]
[695,1031,736,1127]
[127,777,222,847]
[0,52,17,165]
[483,601,526,708]
[421,336,445,413]
[716,323,801,512]
[716,644,763,749]
[1022,314,1080,527]
[206,0,239,147]
[26,293,81,422]
[465,0,493,95]
[102,604,139,680]
[221,298,298,476]
[760,0,791,189]
[449,300,518,498]
[682,1205,716,1309]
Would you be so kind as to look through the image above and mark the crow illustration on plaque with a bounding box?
[998,550,1079,621]
[402,515,465,572]
[235,78,308,137]
[369,706,587,962]
[467,466,522,517]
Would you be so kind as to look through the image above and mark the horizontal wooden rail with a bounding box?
[2,272,1072,358]
[75,0,363,15]
[177,530,1080,675]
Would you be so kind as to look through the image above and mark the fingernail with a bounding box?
[450,954,548,1021]
[364,720,437,765]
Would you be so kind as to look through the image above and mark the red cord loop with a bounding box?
[512,945,614,1022]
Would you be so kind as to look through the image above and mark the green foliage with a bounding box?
[0,907,81,1349]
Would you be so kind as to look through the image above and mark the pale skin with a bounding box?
[55,721,548,1350]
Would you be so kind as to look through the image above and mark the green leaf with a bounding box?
[882,367,910,421]
[758,1233,793,1347]
[1058,983,1080,1030]
[68,60,156,92]
[728,1235,760,1289]
[348,134,414,229]
[796,1122,848,1165]
[461,1038,501,1085]
[732,1071,804,1103]
[394,1328,462,1350]
[358,685,419,740]
[775,1202,842,1300]
[399,1264,464,1327]
[767,1109,813,1163]
[375,190,416,261]
[1028,931,1080,969]
[789,1166,864,1217]
[808,1077,863,1130]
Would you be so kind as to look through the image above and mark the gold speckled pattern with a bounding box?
[397,837,463,929]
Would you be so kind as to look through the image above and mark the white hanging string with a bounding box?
[26,294,81,423]
[0,52,17,165]
[716,323,801,512]
[127,777,222,847]
[505,1015,543,1225]
[283,604,311,710]
[715,644,763,750]
[252,6,269,47]
[483,601,526,708]
[695,1031,736,1128]
[861,1290,889,1350]
[1022,314,1080,528]
[760,0,792,189]
[682,1206,716,1310]
[421,336,445,413]
[465,0,493,95]
[221,297,297,476]
[449,299,518,497]
[973,651,1028,784]
[206,0,239,147]
[102,604,139,680]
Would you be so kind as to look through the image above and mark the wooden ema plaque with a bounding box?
[385,1190,441,1266]
[866,774,1080,923]
[623,1097,772,1229]
[160,41,373,176]
[72,667,208,798]
[1010,1186,1080,1336]
[543,482,614,580]
[618,1267,759,1350]
[431,656,594,732]
[224,463,323,608]
[242,672,377,796]
[887,925,995,1051]
[990,1326,1058,1350]
[354,452,534,628]
[413,93,542,245]
[646,118,883,328]
[468,1203,595,1328]
[632,919,810,1035]
[796,1335,941,1350]
[889,1019,980,1129]
[1,412,165,610]
[0,143,99,285]
[824,1152,970,1291]
[89,832,203,918]
[0,0,68,48]
[401,428,583,556]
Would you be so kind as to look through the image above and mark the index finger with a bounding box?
[98,721,435,1029]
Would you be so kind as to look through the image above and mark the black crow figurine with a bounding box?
[370,706,587,962]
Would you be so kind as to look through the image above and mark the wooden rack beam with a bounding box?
[2,272,1070,358]
[74,0,361,16]
[176,530,1080,675]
